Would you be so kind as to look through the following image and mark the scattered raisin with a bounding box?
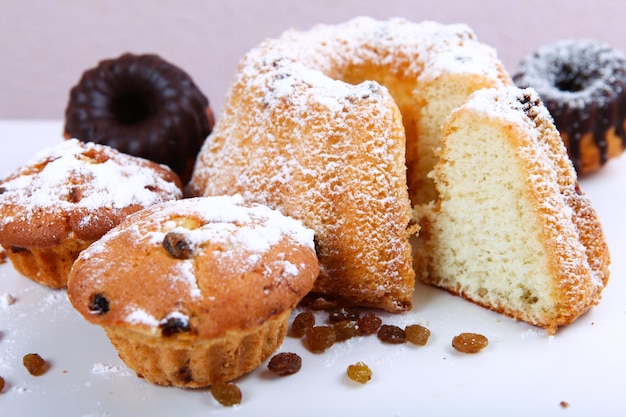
[267,352,302,376]
[452,332,488,353]
[377,324,406,344]
[290,311,315,337]
[159,315,190,337]
[88,293,109,315]
[333,320,359,342]
[0,376,4,392]
[357,312,382,335]
[0,186,5,194]
[405,324,431,346]
[328,306,360,323]
[305,326,336,353]
[162,231,194,259]
[210,382,242,407]
[346,362,372,384]
[22,353,47,376]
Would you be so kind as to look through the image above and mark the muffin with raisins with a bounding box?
[67,195,319,388]
[0,139,182,288]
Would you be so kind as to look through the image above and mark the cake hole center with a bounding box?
[111,89,156,125]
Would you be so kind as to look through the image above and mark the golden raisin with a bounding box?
[452,332,489,353]
[290,311,315,337]
[267,352,302,376]
[405,324,430,346]
[210,382,242,407]
[22,353,47,376]
[377,324,406,344]
[333,320,359,342]
[305,326,336,352]
[346,362,372,384]
[0,376,5,392]
[357,312,382,335]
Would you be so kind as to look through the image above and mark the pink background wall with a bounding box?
[1,0,625,119]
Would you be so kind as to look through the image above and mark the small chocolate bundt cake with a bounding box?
[64,53,214,183]
[514,40,626,174]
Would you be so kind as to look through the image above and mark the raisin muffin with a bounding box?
[66,195,319,387]
[0,139,182,288]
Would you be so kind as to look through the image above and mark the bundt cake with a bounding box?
[65,53,214,183]
[416,86,610,334]
[513,40,626,174]
[188,17,511,312]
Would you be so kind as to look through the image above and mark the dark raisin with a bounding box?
[159,315,190,337]
[452,332,488,353]
[162,231,193,259]
[23,353,47,376]
[346,362,372,384]
[0,375,5,392]
[88,293,109,315]
[328,306,360,323]
[290,311,315,337]
[405,324,431,346]
[210,382,242,406]
[377,324,406,344]
[10,246,29,254]
[357,312,382,335]
[305,326,336,353]
[333,320,359,342]
[0,186,6,194]
[267,352,302,376]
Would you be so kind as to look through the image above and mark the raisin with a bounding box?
[305,326,336,353]
[22,353,47,376]
[267,352,302,376]
[210,382,242,406]
[159,316,190,337]
[333,320,359,342]
[68,187,82,203]
[0,376,4,393]
[377,324,406,344]
[346,362,372,384]
[88,293,109,315]
[0,186,5,194]
[162,231,194,259]
[405,324,430,346]
[290,311,315,337]
[357,312,382,335]
[328,306,360,323]
[452,332,488,353]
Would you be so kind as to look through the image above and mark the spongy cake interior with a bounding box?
[416,87,608,333]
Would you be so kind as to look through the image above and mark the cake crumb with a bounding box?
[0,247,6,263]
[560,401,570,409]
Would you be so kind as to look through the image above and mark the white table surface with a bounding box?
[0,120,625,417]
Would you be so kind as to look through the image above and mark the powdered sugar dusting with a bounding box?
[513,39,626,109]
[0,139,182,220]
[125,307,159,330]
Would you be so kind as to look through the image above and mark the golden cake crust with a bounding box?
[188,17,511,312]
[67,195,319,387]
[0,139,183,287]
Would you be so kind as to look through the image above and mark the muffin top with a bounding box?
[0,139,182,247]
[67,195,319,339]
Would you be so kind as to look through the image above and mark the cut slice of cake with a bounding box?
[416,86,610,334]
